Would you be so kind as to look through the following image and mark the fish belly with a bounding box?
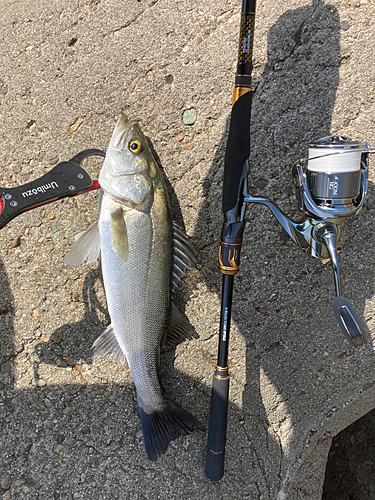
[99,191,172,411]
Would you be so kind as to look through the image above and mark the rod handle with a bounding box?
[222,92,252,214]
[205,373,230,481]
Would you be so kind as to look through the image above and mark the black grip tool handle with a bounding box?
[0,149,105,229]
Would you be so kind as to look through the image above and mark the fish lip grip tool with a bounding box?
[0,149,104,230]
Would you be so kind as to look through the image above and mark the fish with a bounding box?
[65,115,204,460]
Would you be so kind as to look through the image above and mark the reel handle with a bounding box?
[321,227,367,347]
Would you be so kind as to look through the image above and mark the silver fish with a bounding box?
[65,115,203,460]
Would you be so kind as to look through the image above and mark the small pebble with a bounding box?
[362,102,372,110]
[0,473,11,490]
[167,114,178,123]
[25,477,36,487]
[9,261,21,269]
[36,379,47,387]
[51,222,61,233]
[254,179,269,189]
[0,85,8,95]
[340,21,349,30]
[54,444,64,454]
[49,156,59,165]
[72,494,81,499]
[11,237,21,248]
[0,362,11,373]
[183,109,197,126]
[19,238,27,252]
[15,344,24,354]
[57,435,65,443]
[213,84,221,94]
[160,124,168,131]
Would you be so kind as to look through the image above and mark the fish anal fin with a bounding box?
[111,207,129,261]
[91,324,127,366]
[137,397,205,461]
[164,303,198,347]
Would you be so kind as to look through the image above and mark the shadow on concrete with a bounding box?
[323,407,375,500]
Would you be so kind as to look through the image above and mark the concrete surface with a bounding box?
[0,0,375,499]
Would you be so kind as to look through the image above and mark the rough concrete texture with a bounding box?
[0,0,375,498]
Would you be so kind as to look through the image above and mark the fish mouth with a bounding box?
[113,115,144,151]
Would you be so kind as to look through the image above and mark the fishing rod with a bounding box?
[205,0,257,481]
[205,0,374,482]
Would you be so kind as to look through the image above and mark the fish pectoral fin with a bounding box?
[164,303,198,347]
[91,324,127,366]
[111,208,129,261]
[137,396,205,461]
[65,220,101,265]
[172,222,199,292]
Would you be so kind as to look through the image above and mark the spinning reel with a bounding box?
[245,135,371,347]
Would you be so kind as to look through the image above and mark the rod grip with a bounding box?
[222,92,252,213]
[205,373,230,481]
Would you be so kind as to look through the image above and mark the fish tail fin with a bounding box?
[137,397,205,461]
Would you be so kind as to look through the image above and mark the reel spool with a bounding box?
[307,136,365,209]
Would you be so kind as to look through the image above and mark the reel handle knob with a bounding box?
[320,227,367,347]
[332,297,366,347]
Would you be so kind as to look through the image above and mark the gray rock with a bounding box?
[182,108,197,125]
[0,473,11,491]
[167,114,178,123]
[0,362,11,373]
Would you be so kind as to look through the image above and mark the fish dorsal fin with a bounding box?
[164,303,198,347]
[172,223,199,292]
[64,221,101,265]
[91,324,127,366]
[111,207,129,261]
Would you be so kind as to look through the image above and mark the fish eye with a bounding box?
[128,140,143,154]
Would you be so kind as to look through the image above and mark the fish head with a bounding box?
[99,115,158,205]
